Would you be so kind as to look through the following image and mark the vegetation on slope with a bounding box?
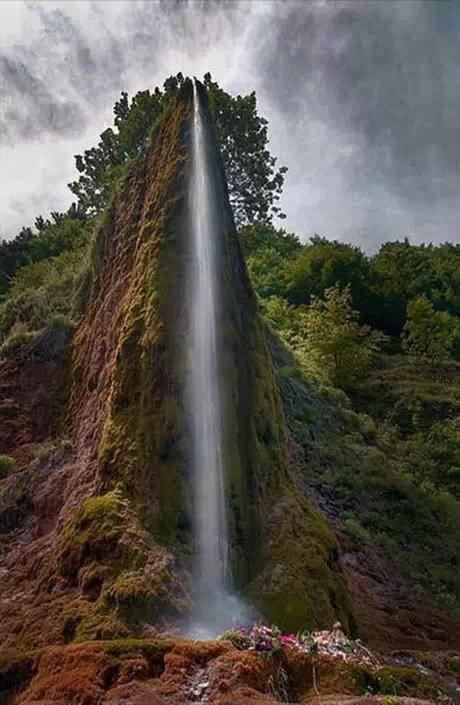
[1,75,459,626]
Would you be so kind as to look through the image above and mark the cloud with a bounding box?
[1,0,459,248]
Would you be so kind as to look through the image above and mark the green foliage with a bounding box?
[352,664,435,697]
[247,249,290,299]
[0,247,87,344]
[285,236,373,314]
[0,455,17,479]
[277,345,460,613]
[68,89,166,216]
[246,235,460,347]
[68,73,287,228]
[370,239,460,335]
[239,222,301,259]
[402,295,458,362]
[296,286,386,388]
[0,323,38,355]
[393,415,460,498]
[241,223,301,298]
[204,73,287,226]
[0,212,90,295]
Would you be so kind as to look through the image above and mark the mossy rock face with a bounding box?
[58,489,141,580]
[63,79,354,632]
[57,488,189,638]
[247,491,354,632]
[352,665,439,699]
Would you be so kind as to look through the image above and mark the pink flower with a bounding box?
[280,634,298,645]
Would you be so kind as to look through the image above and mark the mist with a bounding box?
[1,0,459,249]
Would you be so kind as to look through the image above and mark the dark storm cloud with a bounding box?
[259,1,460,244]
[1,1,129,143]
[0,0,241,145]
[1,55,84,141]
[1,0,459,245]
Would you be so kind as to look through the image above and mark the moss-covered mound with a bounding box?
[62,79,353,633]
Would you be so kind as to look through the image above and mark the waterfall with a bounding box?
[187,81,230,634]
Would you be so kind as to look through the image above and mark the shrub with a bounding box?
[0,323,38,356]
[402,295,458,362]
[0,248,86,344]
[0,455,17,479]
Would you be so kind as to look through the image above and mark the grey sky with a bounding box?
[1,0,459,249]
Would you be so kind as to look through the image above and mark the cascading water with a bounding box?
[187,81,231,634]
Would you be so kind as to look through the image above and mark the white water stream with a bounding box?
[187,81,232,634]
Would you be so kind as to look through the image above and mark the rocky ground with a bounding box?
[1,630,459,705]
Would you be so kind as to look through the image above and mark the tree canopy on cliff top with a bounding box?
[68,72,287,228]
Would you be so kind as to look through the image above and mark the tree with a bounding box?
[399,417,460,498]
[69,73,287,228]
[68,88,167,216]
[285,236,374,321]
[370,240,460,336]
[297,285,386,388]
[402,295,458,362]
[0,211,90,296]
[239,222,301,260]
[246,248,290,300]
[204,74,287,226]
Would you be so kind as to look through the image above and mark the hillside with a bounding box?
[0,76,458,704]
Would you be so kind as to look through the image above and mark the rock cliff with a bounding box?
[0,81,351,651]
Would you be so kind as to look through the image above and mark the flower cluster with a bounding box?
[219,622,373,664]
[219,623,283,655]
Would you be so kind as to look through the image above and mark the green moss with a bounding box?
[352,665,439,698]
[0,324,38,355]
[102,638,170,661]
[58,488,148,582]
[0,454,17,479]
[248,491,354,633]
[32,442,58,464]
[447,655,460,677]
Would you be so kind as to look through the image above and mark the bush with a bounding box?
[0,455,17,479]
[0,248,86,345]
[0,323,38,356]
[402,295,458,362]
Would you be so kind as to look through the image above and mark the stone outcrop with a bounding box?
[0,80,352,650]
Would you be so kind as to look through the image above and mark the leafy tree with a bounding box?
[370,240,460,336]
[246,248,290,300]
[399,418,460,498]
[0,211,90,295]
[69,73,287,228]
[204,74,287,226]
[285,236,374,320]
[262,295,303,344]
[69,88,167,215]
[298,285,386,388]
[402,295,458,362]
[239,222,301,260]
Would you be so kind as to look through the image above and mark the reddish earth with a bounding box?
[336,529,459,652]
[2,638,452,705]
[0,350,458,657]
[0,336,71,467]
[0,297,457,704]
